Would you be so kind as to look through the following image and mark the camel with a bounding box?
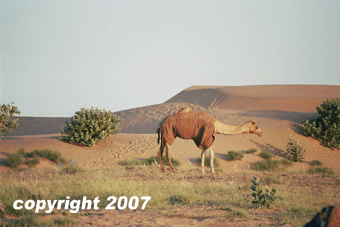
[157,108,262,173]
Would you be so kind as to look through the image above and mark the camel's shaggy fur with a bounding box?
[157,108,262,173]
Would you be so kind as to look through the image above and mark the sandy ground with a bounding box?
[1,85,340,226]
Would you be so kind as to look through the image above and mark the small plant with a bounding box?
[61,107,122,147]
[310,160,323,166]
[118,156,181,167]
[227,151,243,161]
[197,157,219,168]
[54,217,76,226]
[260,150,273,160]
[168,195,190,205]
[250,176,276,208]
[61,163,84,175]
[286,135,305,162]
[6,151,23,168]
[26,157,40,168]
[302,98,340,149]
[307,167,334,175]
[0,102,21,138]
[252,160,280,171]
[246,148,257,154]
[30,149,62,163]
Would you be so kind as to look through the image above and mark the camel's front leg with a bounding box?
[165,143,177,173]
[201,148,206,174]
[209,147,215,174]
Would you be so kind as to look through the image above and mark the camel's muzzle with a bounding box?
[257,130,262,137]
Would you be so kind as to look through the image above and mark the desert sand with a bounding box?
[1,85,340,226]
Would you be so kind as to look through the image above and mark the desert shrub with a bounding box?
[286,135,305,162]
[252,160,280,171]
[168,195,190,205]
[250,176,276,208]
[61,107,121,147]
[246,148,257,154]
[307,167,334,175]
[54,217,76,226]
[302,98,340,149]
[310,160,323,166]
[227,151,243,161]
[260,150,273,160]
[118,159,143,166]
[118,156,181,167]
[279,159,293,167]
[6,152,23,168]
[197,157,219,168]
[0,102,21,138]
[30,149,62,163]
[144,156,181,167]
[61,163,84,175]
[26,157,40,168]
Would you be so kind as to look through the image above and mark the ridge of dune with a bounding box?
[165,85,340,112]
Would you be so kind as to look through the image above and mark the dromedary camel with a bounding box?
[157,108,262,173]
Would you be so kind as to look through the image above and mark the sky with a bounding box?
[1,0,340,117]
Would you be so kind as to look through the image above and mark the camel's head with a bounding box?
[247,121,262,137]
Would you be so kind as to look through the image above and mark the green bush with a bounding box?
[246,148,257,154]
[260,150,273,160]
[310,160,323,166]
[26,157,40,168]
[0,102,21,138]
[227,151,244,161]
[118,156,181,167]
[252,160,280,171]
[286,135,305,162]
[307,167,334,175]
[250,176,276,208]
[197,157,219,168]
[302,98,340,149]
[6,152,23,168]
[61,107,121,147]
[30,149,62,162]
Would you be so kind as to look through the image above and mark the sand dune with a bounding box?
[166,85,340,112]
[1,85,340,173]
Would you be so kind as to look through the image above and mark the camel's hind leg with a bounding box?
[158,145,165,172]
[201,148,207,174]
[165,143,177,173]
[209,147,215,174]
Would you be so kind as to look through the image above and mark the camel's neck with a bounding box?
[213,121,249,135]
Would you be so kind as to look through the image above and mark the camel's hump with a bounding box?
[175,109,216,124]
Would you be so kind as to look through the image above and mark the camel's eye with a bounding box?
[252,121,256,125]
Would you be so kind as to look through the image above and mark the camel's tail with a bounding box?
[157,128,161,144]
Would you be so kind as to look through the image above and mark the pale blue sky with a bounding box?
[1,0,339,117]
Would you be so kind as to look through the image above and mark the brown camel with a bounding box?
[157,108,262,173]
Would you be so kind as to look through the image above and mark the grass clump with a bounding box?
[30,149,63,163]
[168,195,190,205]
[26,157,40,168]
[54,217,76,226]
[260,150,273,160]
[252,160,280,171]
[227,151,243,161]
[310,160,323,166]
[197,157,219,168]
[6,151,23,168]
[61,163,84,175]
[307,166,334,175]
[118,156,181,167]
[246,148,257,154]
